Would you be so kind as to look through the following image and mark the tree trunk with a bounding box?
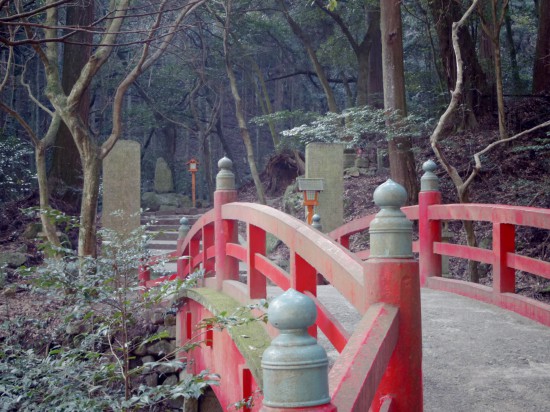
[367,8,384,109]
[356,48,370,106]
[223,2,266,204]
[48,1,94,209]
[428,0,488,126]
[459,190,480,283]
[478,0,509,139]
[251,60,280,147]
[494,44,507,139]
[504,9,521,93]
[429,0,483,283]
[36,143,61,249]
[380,0,419,204]
[278,0,339,112]
[78,149,101,257]
[533,0,550,94]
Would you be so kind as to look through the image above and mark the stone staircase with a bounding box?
[141,209,206,251]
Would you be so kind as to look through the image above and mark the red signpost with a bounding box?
[187,158,199,208]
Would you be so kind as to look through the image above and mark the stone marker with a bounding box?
[305,143,344,232]
[154,157,174,193]
[102,140,141,234]
[343,148,356,169]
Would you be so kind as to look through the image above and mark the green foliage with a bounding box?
[510,136,550,153]
[0,223,216,410]
[198,300,269,331]
[0,134,34,205]
[279,106,432,148]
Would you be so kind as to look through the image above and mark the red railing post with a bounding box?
[248,223,266,299]
[418,160,442,286]
[138,258,150,289]
[177,217,190,279]
[365,179,423,412]
[214,157,238,290]
[493,221,515,293]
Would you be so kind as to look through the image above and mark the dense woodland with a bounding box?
[0,1,549,409]
[0,0,547,257]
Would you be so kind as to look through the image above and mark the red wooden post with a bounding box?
[418,160,442,286]
[493,222,515,293]
[202,224,215,275]
[214,157,238,291]
[189,238,200,275]
[138,259,150,288]
[291,252,318,337]
[187,158,199,208]
[365,179,423,412]
[177,217,190,279]
[339,235,350,250]
[248,224,267,299]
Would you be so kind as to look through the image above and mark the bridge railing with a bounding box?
[329,160,550,327]
[141,157,423,411]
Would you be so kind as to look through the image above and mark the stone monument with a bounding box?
[154,157,174,193]
[102,140,141,234]
[141,157,191,212]
[305,143,344,232]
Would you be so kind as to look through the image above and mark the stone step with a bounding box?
[147,240,178,250]
[148,231,179,241]
[142,216,198,226]
[141,208,209,217]
[145,224,181,232]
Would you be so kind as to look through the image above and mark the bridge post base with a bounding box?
[261,404,337,412]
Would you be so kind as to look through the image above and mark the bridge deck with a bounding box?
[151,258,550,411]
[269,286,550,412]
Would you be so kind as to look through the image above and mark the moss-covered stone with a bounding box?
[172,288,271,388]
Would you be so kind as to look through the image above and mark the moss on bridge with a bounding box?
[173,287,271,388]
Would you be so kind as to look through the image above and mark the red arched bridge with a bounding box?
[140,158,550,412]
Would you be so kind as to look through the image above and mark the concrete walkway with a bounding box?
[312,286,550,412]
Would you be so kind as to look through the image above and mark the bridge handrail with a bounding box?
[140,161,423,411]
[222,202,366,309]
[326,161,550,327]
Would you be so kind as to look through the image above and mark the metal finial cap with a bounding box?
[422,159,437,173]
[216,156,235,190]
[421,159,439,192]
[262,289,330,408]
[369,179,413,258]
[179,217,189,226]
[268,288,317,330]
[218,156,233,170]
[373,179,407,209]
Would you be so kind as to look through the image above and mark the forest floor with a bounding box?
[1,98,550,345]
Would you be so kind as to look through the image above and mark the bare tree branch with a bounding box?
[101,0,207,158]
[20,56,54,117]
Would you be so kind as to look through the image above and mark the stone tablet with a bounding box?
[102,140,141,235]
[305,143,344,232]
[154,157,174,193]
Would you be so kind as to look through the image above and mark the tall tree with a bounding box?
[428,0,488,129]
[277,0,339,112]
[219,0,267,204]
[48,0,94,209]
[1,0,206,256]
[380,0,418,204]
[366,7,384,108]
[533,0,550,93]
[478,0,509,139]
[313,0,381,107]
